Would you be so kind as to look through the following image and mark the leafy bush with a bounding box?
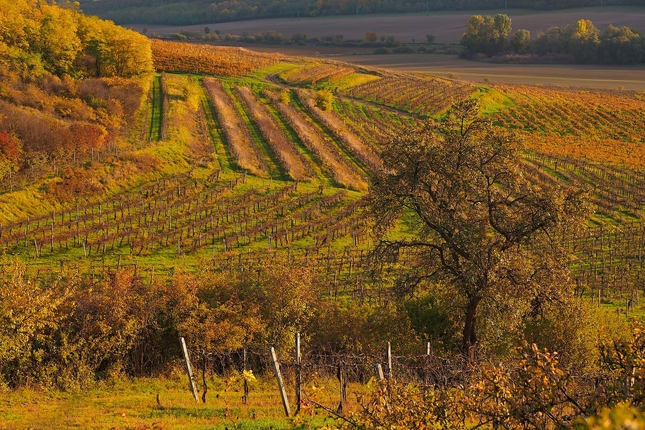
[392,46,415,54]
[315,89,334,111]
[373,47,390,54]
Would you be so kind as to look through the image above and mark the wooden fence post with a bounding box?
[424,341,431,390]
[386,341,392,379]
[375,363,385,381]
[242,348,249,405]
[337,363,347,413]
[295,333,302,415]
[271,347,291,417]
[179,337,199,402]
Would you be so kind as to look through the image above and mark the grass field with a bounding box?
[0,374,347,429]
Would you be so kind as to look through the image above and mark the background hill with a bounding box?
[79,0,645,25]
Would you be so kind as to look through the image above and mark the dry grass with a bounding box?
[204,78,268,177]
[0,373,361,429]
[235,87,314,181]
[297,89,383,173]
[265,89,367,191]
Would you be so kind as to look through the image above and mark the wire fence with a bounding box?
[182,336,472,416]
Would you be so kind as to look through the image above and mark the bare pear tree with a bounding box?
[370,100,586,352]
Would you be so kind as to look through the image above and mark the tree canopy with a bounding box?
[370,100,585,351]
[461,13,645,64]
[460,13,512,57]
[0,0,153,79]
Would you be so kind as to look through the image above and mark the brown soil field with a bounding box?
[132,7,645,44]
[339,53,645,91]
[133,8,645,90]
[183,43,645,91]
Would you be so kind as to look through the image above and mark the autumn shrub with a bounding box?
[339,378,462,429]
[334,322,645,429]
[315,89,334,111]
[309,301,419,357]
[47,167,104,201]
[522,299,626,372]
[0,261,72,389]
[188,259,322,356]
[402,288,461,352]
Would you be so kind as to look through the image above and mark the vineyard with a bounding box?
[151,39,284,76]
[5,38,645,428]
[340,72,476,117]
[493,84,645,142]
[1,42,644,298]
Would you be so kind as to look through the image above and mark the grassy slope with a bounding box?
[148,74,164,142]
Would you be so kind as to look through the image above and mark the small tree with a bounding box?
[510,29,531,54]
[365,31,377,43]
[461,13,512,57]
[426,34,435,44]
[600,25,644,64]
[315,89,333,111]
[278,89,291,105]
[370,100,585,352]
[569,19,600,63]
[204,26,210,34]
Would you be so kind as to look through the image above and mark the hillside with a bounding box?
[4,16,645,425]
[2,37,645,294]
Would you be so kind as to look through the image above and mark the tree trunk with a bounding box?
[463,296,482,353]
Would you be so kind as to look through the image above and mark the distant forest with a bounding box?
[79,0,645,26]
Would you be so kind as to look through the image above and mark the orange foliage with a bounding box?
[523,133,645,168]
[0,131,21,165]
[494,85,645,143]
[345,73,475,116]
[47,167,103,201]
[151,40,284,76]
[68,122,107,153]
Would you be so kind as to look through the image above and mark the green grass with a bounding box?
[291,91,369,181]
[148,74,164,142]
[473,86,516,115]
[0,374,340,429]
[199,78,237,175]
[316,72,380,92]
[256,89,335,189]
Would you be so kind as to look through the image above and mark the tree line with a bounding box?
[461,13,645,64]
[78,0,644,26]
[1,0,153,80]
